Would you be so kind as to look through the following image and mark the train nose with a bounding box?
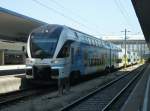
[33,65,51,80]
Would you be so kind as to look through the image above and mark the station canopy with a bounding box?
[132,0,150,48]
[0,7,47,42]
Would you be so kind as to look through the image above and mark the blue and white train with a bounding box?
[25,24,125,80]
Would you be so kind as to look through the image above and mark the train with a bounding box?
[25,24,139,81]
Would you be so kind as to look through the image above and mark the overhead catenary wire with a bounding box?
[49,0,104,35]
[117,0,135,30]
[32,0,106,37]
[114,0,134,31]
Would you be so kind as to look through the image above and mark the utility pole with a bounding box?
[121,29,130,68]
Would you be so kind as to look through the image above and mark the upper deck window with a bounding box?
[88,38,91,45]
[92,40,95,46]
[74,32,79,39]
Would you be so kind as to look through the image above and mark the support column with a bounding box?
[0,50,4,65]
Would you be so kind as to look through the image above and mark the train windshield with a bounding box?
[30,27,62,58]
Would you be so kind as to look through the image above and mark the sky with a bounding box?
[0,0,143,39]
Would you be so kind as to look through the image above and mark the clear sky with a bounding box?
[0,0,143,39]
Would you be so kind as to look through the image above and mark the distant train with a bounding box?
[25,24,139,81]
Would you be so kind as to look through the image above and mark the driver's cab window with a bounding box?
[57,40,73,58]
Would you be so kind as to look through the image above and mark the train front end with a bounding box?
[26,25,67,80]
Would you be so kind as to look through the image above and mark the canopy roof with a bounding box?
[132,0,150,48]
[0,7,47,42]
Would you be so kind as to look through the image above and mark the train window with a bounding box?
[101,41,104,47]
[97,58,99,65]
[100,58,102,65]
[94,58,96,65]
[57,40,73,58]
[84,50,88,66]
[92,40,95,46]
[95,58,97,65]
[84,37,87,44]
[96,58,98,65]
[99,40,102,47]
[83,36,87,43]
[86,38,89,44]
[85,37,88,43]
[91,40,93,46]
[95,40,97,46]
[97,41,100,47]
[79,36,82,41]
[74,32,78,39]
[89,58,91,66]
[91,58,93,66]
[100,41,104,47]
[81,34,85,41]
[89,38,92,45]
[96,41,99,47]
[88,58,90,66]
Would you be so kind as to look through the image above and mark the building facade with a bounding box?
[104,35,150,60]
[0,41,26,65]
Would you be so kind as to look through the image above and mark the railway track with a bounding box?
[0,69,120,107]
[0,64,143,110]
[0,85,56,108]
[60,64,146,111]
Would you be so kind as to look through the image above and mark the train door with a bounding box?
[71,46,84,74]
[74,47,81,65]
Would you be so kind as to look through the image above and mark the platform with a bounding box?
[142,65,150,111]
[121,63,150,111]
[0,65,25,70]
[0,65,25,76]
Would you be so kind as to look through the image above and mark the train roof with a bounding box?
[65,25,121,50]
[35,24,121,50]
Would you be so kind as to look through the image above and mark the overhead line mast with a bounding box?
[121,29,130,68]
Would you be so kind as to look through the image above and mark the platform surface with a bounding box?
[0,65,25,70]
